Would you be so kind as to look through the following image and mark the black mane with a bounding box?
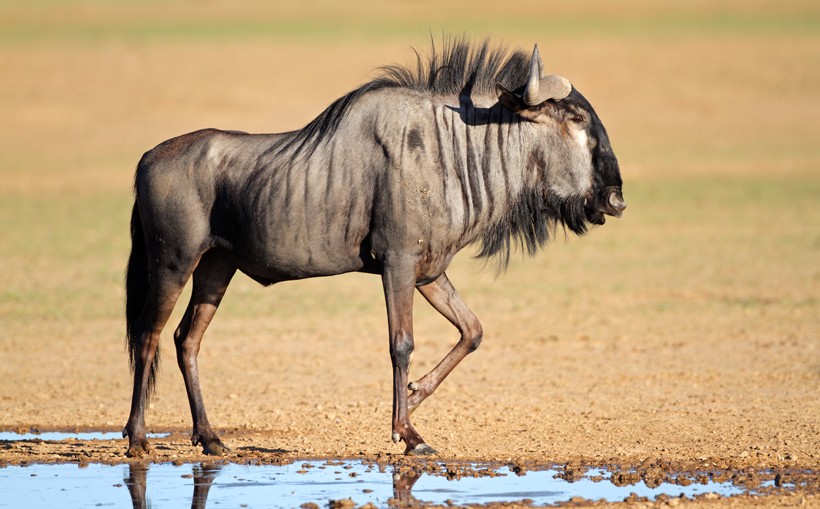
[280,38,529,158]
[376,36,530,97]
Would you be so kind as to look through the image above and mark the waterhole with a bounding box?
[1,458,809,508]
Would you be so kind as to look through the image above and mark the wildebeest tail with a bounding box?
[125,202,160,395]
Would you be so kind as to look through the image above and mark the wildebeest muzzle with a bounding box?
[585,186,626,225]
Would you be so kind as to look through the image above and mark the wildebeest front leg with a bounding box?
[408,273,483,414]
[382,260,436,455]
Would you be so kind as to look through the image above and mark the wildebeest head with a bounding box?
[496,44,626,226]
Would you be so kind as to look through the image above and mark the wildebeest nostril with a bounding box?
[609,191,626,212]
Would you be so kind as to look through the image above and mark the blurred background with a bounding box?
[0,0,817,454]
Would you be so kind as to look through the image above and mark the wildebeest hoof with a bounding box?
[125,441,151,458]
[405,443,437,456]
[201,439,230,456]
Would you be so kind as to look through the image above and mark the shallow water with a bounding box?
[0,459,756,508]
[0,431,169,441]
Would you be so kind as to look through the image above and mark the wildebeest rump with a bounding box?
[123,39,626,457]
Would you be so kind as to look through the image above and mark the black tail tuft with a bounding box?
[125,203,160,396]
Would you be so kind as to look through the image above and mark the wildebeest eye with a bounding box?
[569,114,585,124]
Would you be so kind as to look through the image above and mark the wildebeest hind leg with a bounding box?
[124,271,189,458]
[408,273,483,414]
[174,250,236,455]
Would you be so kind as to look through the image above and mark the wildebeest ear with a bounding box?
[496,84,546,122]
[496,84,526,113]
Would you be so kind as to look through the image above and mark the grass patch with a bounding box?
[2,1,819,46]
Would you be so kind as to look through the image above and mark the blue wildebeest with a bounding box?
[123,39,626,457]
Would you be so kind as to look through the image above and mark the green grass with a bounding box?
[0,190,131,321]
[1,1,819,46]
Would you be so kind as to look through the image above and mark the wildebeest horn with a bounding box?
[522,44,573,106]
[522,45,542,106]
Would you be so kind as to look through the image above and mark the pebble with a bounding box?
[327,499,355,509]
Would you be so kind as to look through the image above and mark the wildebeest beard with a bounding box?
[477,179,589,268]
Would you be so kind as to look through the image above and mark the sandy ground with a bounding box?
[0,2,818,507]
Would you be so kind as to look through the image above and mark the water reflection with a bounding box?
[123,462,421,508]
[391,468,422,506]
[118,460,754,508]
[1,459,763,508]
[125,462,221,509]
[124,463,148,509]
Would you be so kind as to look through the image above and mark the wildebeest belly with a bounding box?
[220,201,375,282]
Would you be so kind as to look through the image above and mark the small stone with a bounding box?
[327,499,355,509]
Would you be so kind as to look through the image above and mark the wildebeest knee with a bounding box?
[391,332,414,368]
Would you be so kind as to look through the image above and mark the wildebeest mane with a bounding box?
[280,37,529,159]
[376,36,530,98]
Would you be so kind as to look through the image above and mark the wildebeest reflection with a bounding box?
[122,461,423,508]
[125,463,221,509]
